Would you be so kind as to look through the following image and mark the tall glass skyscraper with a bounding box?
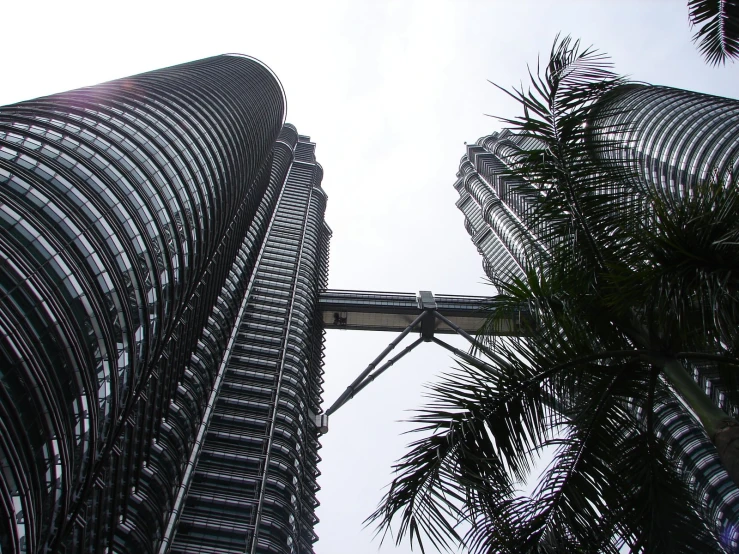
[455,84,739,545]
[0,55,329,554]
[587,84,739,197]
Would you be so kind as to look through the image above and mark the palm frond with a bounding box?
[368,323,647,552]
[367,345,553,552]
[612,431,722,552]
[374,33,738,553]
[689,0,739,65]
[614,179,739,348]
[489,36,650,293]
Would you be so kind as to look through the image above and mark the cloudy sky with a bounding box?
[3,1,737,553]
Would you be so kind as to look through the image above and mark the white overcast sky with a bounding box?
[3,1,737,553]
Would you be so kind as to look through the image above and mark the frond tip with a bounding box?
[689,0,739,65]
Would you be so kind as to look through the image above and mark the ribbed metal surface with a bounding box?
[0,55,285,553]
[454,129,542,282]
[654,400,739,546]
[169,134,329,554]
[588,84,739,197]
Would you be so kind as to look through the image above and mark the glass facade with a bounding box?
[588,84,739,197]
[0,56,329,554]
[455,84,739,546]
[454,129,543,282]
[165,128,330,554]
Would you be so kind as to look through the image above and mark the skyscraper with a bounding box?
[0,55,329,554]
[587,84,739,198]
[457,84,739,281]
[454,84,739,545]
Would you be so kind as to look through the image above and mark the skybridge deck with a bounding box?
[319,289,528,335]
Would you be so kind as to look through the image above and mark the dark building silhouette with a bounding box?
[455,84,739,547]
[0,55,329,554]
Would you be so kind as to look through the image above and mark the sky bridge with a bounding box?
[319,289,526,336]
[317,290,531,430]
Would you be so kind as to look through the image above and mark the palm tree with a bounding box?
[688,0,739,65]
[368,37,739,553]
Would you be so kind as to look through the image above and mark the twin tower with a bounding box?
[1,55,738,553]
[0,56,328,554]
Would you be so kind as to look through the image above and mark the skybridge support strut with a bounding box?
[325,337,424,416]
[324,311,426,418]
[316,291,516,433]
[432,310,510,367]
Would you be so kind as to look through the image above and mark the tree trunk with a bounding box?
[712,420,739,487]
[662,357,739,487]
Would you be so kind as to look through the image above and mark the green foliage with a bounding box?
[369,36,739,553]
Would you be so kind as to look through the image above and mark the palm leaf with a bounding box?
[689,0,739,65]
[373,34,736,553]
[612,430,722,553]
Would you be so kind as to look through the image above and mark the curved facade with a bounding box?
[0,56,330,554]
[455,85,739,548]
[165,128,330,554]
[588,84,739,197]
[454,129,543,282]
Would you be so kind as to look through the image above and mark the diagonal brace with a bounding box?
[325,311,426,417]
[431,336,498,373]
[326,337,424,416]
[432,310,510,366]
